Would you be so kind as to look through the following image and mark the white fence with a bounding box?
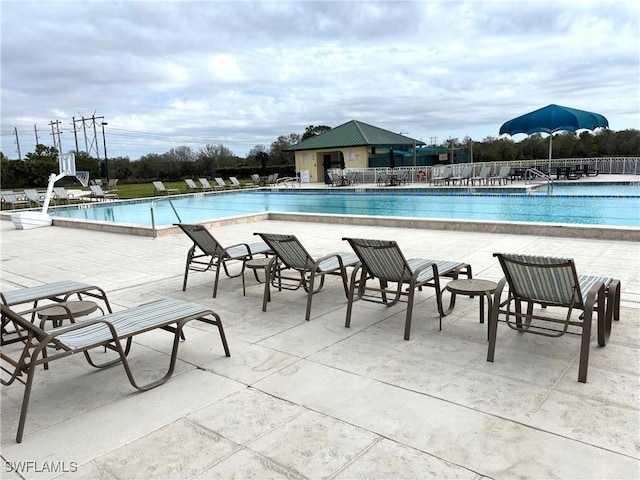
[341,157,640,184]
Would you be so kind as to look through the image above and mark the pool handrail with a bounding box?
[151,196,182,238]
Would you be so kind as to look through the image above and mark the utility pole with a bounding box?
[72,116,80,153]
[101,122,109,180]
[14,127,22,160]
[49,120,63,155]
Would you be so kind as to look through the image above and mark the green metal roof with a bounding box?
[286,120,424,151]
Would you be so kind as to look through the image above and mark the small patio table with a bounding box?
[244,257,278,311]
[1,281,112,344]
[446,279,497,339]
[37,300,102,329]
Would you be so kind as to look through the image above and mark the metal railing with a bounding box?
[150,197,182,238]
[524,168,553,185]
[341,157,639,184]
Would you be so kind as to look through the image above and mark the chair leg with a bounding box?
[607,279,621,324]
[578,284,602,383]
[596,283,610,347]
[182,248,195,291]
[16,357,39,443]
[487,278,506,363]
[403,284,417,340]
[212,261,222,298]
[305,271,317,321]
[345,266,361,328]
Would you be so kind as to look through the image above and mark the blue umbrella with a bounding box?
[499,104,608,171]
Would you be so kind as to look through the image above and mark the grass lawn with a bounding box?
[1,180,258,210]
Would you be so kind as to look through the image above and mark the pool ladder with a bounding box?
[524,168,553,189]
[150,197,182,238]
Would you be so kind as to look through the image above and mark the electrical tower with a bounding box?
[49,120,63,154]
[72,114,104,158]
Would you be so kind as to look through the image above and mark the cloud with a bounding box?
[1,0,638,159]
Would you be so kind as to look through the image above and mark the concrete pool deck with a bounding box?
[1,205,639,478]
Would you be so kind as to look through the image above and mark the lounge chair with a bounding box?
[198,178,215,191]
[254,233,359,321]
[450,165,473,185]
[152,181,180,195]
[229,177,243,189]
[250,174,262,186]
[90,185,119,201]
[489,166,513,185]
[346,171,360,185]
[432,166,453,186]
[1,298,229,443]
[342,238,472,340]
[1,191,30,209]
[213,177,228,190]
[376,172,389,187]
[23,189,45,207]
[53,186,79,204]
[185,178,204,192]
[266,173,279,186]
[176,223,272,297]
[469,166,491,186]
[488,253,620,383]
[107,179,119,191]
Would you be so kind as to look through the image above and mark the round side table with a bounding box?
[245,257,276,311]
[446,279,498,339]
[37,300,101,329]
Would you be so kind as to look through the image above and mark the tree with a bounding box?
[22,144,60,186]
[197,144,234,177]
[269,133,300,165]
[301,125,331,140]
[246,145,267,165]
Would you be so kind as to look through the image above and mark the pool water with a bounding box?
[49,184,640,227]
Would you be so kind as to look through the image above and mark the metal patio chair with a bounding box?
[152,181,180,195]
[488,253,620,383]
[176,223,272,297]
[342,237,473,340]
[254,233,359,321]
[1,299,229,443]
[198,178,215,191]
[1,191,30,209]
[23,189,45,207]
[90,185,119,201]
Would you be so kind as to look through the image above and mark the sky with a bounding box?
[1,0,639,161]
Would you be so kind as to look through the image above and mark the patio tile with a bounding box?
[188,388,305,445]
[528,390,640,457]
[253,360,640,479]
[0,370,244,479]
[193,448,304,480]
[93,419,238,479]
[246,410,379,478]
[334,438,481,479]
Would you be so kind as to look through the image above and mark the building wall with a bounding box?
[295,146,369,183]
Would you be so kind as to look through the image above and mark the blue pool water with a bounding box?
[49,183,640,227]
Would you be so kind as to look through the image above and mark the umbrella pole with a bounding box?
[548,134,553,175]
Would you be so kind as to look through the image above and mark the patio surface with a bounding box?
[1,188,639,479]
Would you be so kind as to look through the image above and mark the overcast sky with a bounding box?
[1,0,638,160]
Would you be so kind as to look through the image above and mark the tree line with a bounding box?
[1,126,637,189]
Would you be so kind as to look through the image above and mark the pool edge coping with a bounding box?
[2,210,638,241]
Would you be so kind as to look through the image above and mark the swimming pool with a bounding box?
[48,183,640,228]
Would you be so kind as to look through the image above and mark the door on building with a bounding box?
[323,155,332,184]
